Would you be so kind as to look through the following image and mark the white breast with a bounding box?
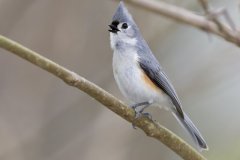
[112,49,166,105]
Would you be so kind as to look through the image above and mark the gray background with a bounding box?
[0,0,240,159]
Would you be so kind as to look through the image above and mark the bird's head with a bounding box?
[109,2,140,50]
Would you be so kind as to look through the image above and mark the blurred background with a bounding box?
[0,0,240,159]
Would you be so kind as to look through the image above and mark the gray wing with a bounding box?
[139,58,184,118]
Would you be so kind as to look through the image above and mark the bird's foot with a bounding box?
[131,107,153,129]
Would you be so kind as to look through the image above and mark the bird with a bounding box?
[108,1,208,151]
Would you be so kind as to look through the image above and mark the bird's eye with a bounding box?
[122,23,128,29]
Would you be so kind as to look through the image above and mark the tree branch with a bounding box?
[0,35,207,160]
[198,0,236,37]
[120,0,240,47]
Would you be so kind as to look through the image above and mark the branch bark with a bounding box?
[0,34,207,160]
[121,0,240,47]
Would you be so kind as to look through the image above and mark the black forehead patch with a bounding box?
[112,20,119,26]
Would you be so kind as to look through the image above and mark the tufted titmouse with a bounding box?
[108,1,208,151]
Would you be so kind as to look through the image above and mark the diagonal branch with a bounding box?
[0,35,206,160]
[120,0,240,47]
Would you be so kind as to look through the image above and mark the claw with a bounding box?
[130,101,154,129]
[131,107,154,129]
[141,112,153,120]
[132,123,137,129]
[132,108,140,129]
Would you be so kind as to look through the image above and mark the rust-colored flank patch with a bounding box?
[141,70,161,93]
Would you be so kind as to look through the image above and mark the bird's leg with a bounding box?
[131,101,151,118]
[131,101,150,110]
[130,101,153,129]
[139,105,152,119]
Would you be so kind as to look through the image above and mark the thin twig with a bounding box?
[120,0,240,46]
[0,35,206,160]
[198,0,236,30]
[198,0,236,36]
[197,0,212,39]
[222,9,236,31]
[198,0,210,13]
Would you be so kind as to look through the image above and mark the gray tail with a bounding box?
[173,112,208,151]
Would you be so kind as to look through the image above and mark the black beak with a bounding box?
[108,24,120,33]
